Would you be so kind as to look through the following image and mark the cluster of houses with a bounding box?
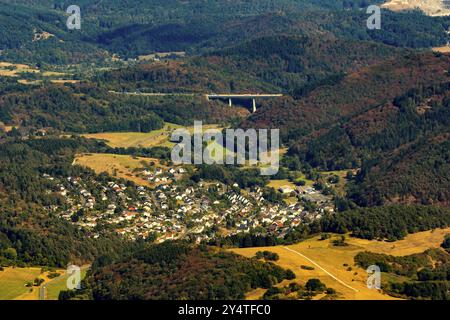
[41,168,335,243]
[139,167,186,184]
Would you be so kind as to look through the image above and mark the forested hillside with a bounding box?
[248,52,449,135]
[60,242,296,300]
[349,133,450,206]
[1,37,448,207]
[0,1,449,301]
[355,248,450,300]
[0,138,127,267]
[0,0,448,64]
[0,83,244,131]
[285,64,450,206]
[95,36,402,94]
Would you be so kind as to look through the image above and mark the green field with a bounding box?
[82,122,223,149]
[319,169,356,196]
[0,268,41,300]
[0,266,89,300]
[267,179,296,190]
[46,268,88,300]
[82,122,183,148]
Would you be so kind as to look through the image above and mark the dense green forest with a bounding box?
[0,84,244,131]
[0,0,448,64]
[349,135,450,207]
[95,35,401,95]
[250,52,449,138]
[0,208,125,267]
[318,205,450,241]
[59,242,296,300]
[293,83,450,170]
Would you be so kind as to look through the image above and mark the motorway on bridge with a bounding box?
[206,93,283,112]
[206,93,283,99]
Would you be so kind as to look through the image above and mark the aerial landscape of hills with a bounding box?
[0,0,449,305]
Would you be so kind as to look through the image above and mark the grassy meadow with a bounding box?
[231,228,450,300]
[74,153,168,187]
[82,123,222,149]
[0,267,67,300]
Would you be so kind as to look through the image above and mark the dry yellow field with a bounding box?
[82,123,222,148]
[2,125,15,133]
[433,45,450,53]
[0,62,39,77]
[0,267,65,300]
[83,129,177,148]
[231,228,450,300]
[267,180,296,190]
[267,171,315,191]
[0,61,75,84]
[50,79,80,84]
[348,227,450,256]
[42,71,67,77]
[17,79,42,85]
[74,153,165,187]
[382,0,450,16]
[0,267,42,300]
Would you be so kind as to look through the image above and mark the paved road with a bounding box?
[39,273,66,300]
[282,246,359,292]
[109,91,196,97]
[39,265,90,300]
[109,91,284,99]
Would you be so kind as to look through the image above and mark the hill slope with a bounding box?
[0,1,448,64]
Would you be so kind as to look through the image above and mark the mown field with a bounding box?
[382,0,450,16]
[82,123,182,148]
[0,268,42,300]
[74,153,167,187]
[319,169,356,196]
[0,61,76,84]
[267,180,296,190]
[0,267,67,300]
[45,267,88,300]
[433,45,450,53]
[231,228,450,300]
[0,62,39,77]
[82,123,222,149]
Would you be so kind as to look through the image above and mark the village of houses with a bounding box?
[42,164,335,244]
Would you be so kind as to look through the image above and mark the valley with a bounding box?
[0,0,449,304]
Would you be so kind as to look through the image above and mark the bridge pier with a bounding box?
[206,94,282,113]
